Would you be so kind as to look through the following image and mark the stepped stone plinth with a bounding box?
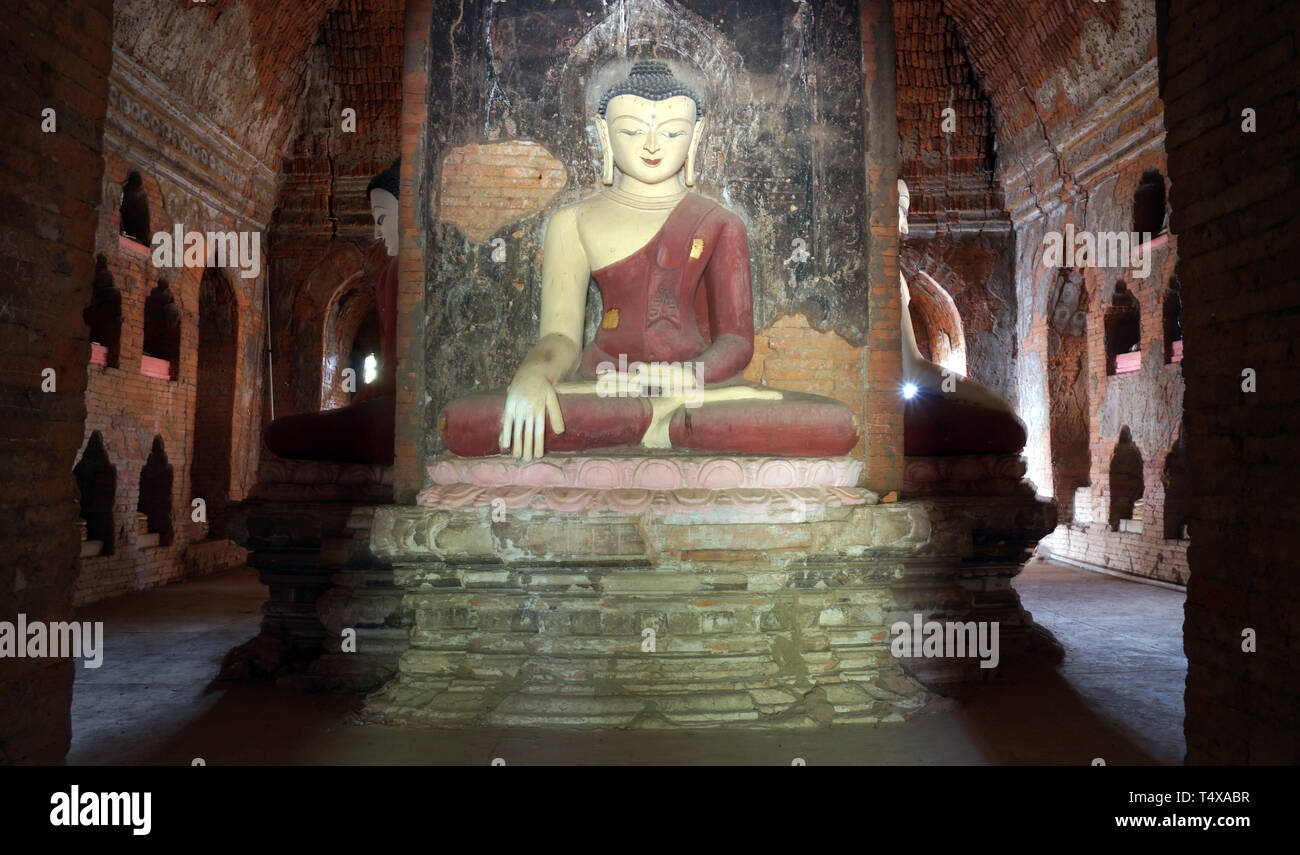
[225,459,406,691]
[359,452,1057,728]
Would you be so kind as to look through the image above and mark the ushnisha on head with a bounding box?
[595,60,706,187]
[367,157,401,256]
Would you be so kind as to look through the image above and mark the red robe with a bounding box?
[440,194,859,458]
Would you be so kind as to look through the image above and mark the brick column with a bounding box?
[861,0,904,494]
[394,0,433,504]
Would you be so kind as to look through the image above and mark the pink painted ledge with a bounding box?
[1113,351,1141,375]
[140,354,172,380]
[419,454,872,515]
[428,454,863,490]
[118,234,151,256]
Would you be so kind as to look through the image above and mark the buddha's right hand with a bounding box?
[499,366,567,462]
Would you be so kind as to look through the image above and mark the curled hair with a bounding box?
[366,157,401,200]
[598,60,704,120]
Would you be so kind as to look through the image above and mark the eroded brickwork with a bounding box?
[0,0,113,764]
[72,59,277,603]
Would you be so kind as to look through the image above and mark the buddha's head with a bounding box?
[595,61,705,187]
[367,157,401,257]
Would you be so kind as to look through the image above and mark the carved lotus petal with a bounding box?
[605,488,654,512]
[465,460,518,487]
[430,462,462,484]
[669,488,714,507]
[633,458,683,490]
[546,487,600,512]
[952,458,988,480]
[499,485,541,508]
[696,458,745,489]
[513,461,569,487]
[575,458,622,489]
[755,459,798,488]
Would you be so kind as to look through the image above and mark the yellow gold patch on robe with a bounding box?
[690,238,704,260]
[601,308,620,329]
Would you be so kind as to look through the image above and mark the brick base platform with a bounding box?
[224,460,404,691]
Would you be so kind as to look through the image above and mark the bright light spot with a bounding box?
[902,383,918,400]
[363,353,377,385]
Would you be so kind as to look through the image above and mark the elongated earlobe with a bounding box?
[596,118,614,185]
[685,118,704,187]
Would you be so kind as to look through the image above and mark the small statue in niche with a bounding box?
[83,254,122,356]
[262,158,400,464]
[439,61,859,461]
[142,279,180,362]
[897,179,1026,455]
[120,171,150,244]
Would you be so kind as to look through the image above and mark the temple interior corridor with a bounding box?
[3,0,1296,777]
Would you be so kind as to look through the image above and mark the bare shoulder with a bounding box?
[546,201,581,234]
[566,192,618,224]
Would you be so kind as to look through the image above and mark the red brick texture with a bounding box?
[1167,0,1300,763]
[75,155,257,605]
[0,0,114,764]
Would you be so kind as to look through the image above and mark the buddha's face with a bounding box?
[601,94,699,185]
[370,188,399,257]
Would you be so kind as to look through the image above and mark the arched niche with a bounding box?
[84,254,122,369]
[142,278,181,379]
[137,436,174,547]
[74,432,116,556]
[1163,273,1183,364]
[289,244,377,415]
[1162,437,1189,540]
[348,307,382,393]
[1046,267,1091,522]
[193,268,238,540]
[1132,168,1167,239]
[1109,426,1145,531]
[319,259,383,411]
[119,170,151,245]
[1105,279,1141,375]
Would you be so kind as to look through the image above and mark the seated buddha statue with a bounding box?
[439,61,859,462]
[262,158,400,464]
[897,179,1027,456]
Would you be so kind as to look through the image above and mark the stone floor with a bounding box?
[66,557,1186,765]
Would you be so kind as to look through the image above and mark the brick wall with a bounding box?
[1001,53,1190,588]
[745,314,867,458]
[73,143,259,605]
[1166,0,1300,763]
[0,0,113,764]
